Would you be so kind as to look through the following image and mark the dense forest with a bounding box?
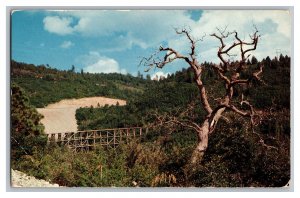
[11,60,150,108]
[11,54,290,187]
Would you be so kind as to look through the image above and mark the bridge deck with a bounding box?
[47,127,148,152]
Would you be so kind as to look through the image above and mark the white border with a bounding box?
[1,0,299,197]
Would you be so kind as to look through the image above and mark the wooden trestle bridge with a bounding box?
[47,127,148,152]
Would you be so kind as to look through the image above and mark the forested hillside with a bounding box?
[11,60,150,107]
[11,55,291,187]
[75,55,290,187]
[77,55,290,133]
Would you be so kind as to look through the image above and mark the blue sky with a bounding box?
[11,10,291,78]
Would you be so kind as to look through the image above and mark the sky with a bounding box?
[11,9,291,79]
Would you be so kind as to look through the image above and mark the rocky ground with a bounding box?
[11,169,60,187]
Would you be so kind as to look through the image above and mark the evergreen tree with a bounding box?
[11,84,47,160]
[137,71,143,79]
[251,55,258,65]
[71,65,75,73]
[271,56,279,69]
[246,59,251,65]
[146,74,151,81]
[265,56,271,67]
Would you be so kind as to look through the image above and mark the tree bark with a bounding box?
[190,119,209,164]
[189,105,227,165]
[142,27,262,168]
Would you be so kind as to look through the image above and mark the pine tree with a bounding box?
[11,84,47,160]
[251,55,258,65]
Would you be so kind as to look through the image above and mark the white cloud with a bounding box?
[44,10,291,63]
[156,10,287,61]
[82,51,127,74]
[77,51,102,66]
[192,10,291,62]
[43,16,74,35]
[60,41,74,49]
[43,10,195,49]
[151,71,170,80]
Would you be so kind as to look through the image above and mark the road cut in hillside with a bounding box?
[37,97,126,134]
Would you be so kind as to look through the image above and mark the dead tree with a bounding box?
[141,27,265,164]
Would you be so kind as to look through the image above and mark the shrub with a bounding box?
[11,84,47,162]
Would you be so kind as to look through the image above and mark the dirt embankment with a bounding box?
[37,97,126,134]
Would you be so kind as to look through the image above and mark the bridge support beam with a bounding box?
[47,127,148,152]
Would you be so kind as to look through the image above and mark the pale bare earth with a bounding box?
[37,97,126,134]
[11,169,60,187]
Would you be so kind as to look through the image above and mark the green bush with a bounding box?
[11,83,47,162]
[187,113,290,187]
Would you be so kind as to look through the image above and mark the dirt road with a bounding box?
[37,97,126,134]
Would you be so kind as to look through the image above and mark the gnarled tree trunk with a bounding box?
[142,27,263,166]
[190,119,209,164]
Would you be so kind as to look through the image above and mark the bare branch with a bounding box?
[252,64,266,85]
[211,27,260,74]
[211,64,230,84]
[148,102,202,134]
[175,28,198,62]
[140,26,267,164]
